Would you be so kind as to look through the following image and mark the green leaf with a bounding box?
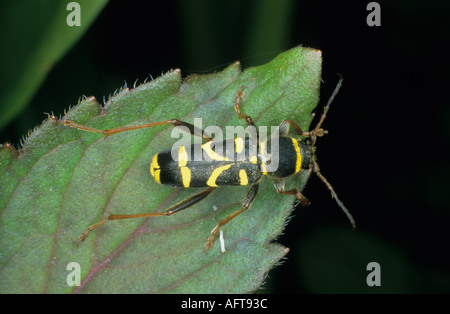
[0,46,322,293]
[0,0,108,131]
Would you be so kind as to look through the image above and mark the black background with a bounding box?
[1,0,449,293]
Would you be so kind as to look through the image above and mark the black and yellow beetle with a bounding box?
[63,76,355,252]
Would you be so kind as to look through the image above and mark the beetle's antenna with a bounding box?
[313,161,356,230]
[310,74,355,230]
[315,74,343,132]
[303,74,343,146]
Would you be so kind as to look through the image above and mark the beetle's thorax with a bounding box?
[261,136,313,179]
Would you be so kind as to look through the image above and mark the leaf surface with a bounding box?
[0,47,322,293]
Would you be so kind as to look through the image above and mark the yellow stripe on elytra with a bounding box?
[177,145,191,187]
[178,145,188,167]
[154,170,161,183]
[207,164,232,187]
[239,169,248,186]
[180,166,191,187]
[234,137,244,154]
[292,138,302,173]
[150,154,161,183]
[202,141,229,161]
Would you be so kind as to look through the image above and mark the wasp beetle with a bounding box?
[63,76,355,252]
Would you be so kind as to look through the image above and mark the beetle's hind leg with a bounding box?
[77,187,216,243]
[204,183,259,252]
[62,118,213,141]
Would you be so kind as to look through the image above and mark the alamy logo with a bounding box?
[66,262,81,286]
[66,2,81,27]
[366,262,381,286]
[366,2,381,27]
[169,118,281,172]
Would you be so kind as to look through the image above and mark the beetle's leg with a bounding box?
[77,187,216,243]
[272,177,311,206]
[278,118,329,139]
[204,183,259,252]
[278,119,305,137]
[233,87,259,149]
[281,75,343,141]
[278,189,310,206]
[233,87,256,128]
[61,118,212,141]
